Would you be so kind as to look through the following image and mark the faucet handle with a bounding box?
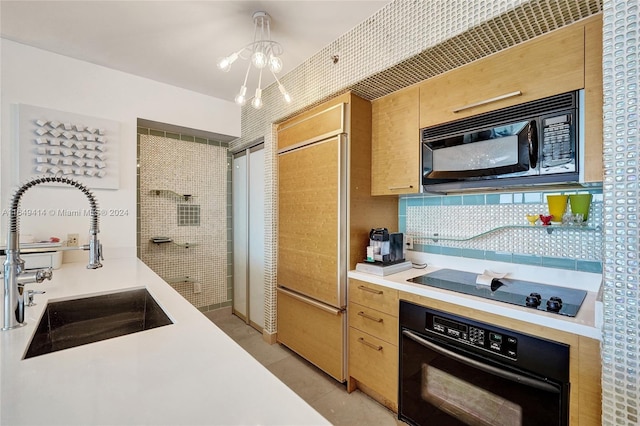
[26,290,46,307]
[35,268,53,283]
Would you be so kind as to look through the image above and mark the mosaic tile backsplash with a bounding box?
[401,189,604,273]
[138,131,231,311]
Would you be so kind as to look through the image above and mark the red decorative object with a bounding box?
[539,214,553,226]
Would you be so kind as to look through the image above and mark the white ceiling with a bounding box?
[0,1,391,103]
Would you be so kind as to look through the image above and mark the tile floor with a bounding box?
[204,308,403,425]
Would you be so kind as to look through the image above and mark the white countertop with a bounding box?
[349,252,603,340]
[1,258,329,426]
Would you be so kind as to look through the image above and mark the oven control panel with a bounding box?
[431,315,518,359]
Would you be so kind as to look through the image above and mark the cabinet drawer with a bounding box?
[348,328,398,408]
[420,22,585,127]
[349,302,398,345]
[277,289,345,382]
[349,279,398,315]
[277,103,345,150]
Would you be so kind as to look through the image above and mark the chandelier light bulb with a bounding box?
[269,55,283,73]
[216,52,238,72]
[278,83,292,103]
[235,85,248,106]
[251,88,263,109]
[251,51,267,69]
[216,11,286,109]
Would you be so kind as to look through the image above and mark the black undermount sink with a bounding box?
[24,288,173,359]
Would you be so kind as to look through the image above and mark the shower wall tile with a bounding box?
[137,130,229,311]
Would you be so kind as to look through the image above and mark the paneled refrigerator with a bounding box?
[276,93,397,382]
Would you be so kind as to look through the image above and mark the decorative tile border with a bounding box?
[401,189,603,273]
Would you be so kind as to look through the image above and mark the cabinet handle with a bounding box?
[388,185,413,190]
[452,91,522,113]
[358,311,383,323]
[358,337,383,351]
[357,285,383,295]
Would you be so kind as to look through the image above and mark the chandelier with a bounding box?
[217,11,292,109]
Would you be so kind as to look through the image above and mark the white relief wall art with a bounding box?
[18,104,120,189]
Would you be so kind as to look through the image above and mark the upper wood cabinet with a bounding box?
[371,86,420,196]
[277,93,348,151]
[419,22,586,127]
[583,14,604,183]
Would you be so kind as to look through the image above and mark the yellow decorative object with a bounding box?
[526,214,539,225]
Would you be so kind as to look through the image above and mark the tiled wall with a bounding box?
[137,128,232,311]
[401,189,603,273]
[601,1,639,424]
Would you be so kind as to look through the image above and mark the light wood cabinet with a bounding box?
[277,101,345,151]
[399,291,602,426]
[371,15,603,194]
[277,288,345,381]
[276,93,398,383]
[583,14,604,183]
[419,21,586,127]
[371,86,420,195]
[347,279,399,411]
[419,15,604,183]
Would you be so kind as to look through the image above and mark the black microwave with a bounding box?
[421,91,582,192]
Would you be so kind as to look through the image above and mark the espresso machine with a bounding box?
[366,228,405,264]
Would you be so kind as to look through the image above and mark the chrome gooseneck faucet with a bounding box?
[2,176,104,331]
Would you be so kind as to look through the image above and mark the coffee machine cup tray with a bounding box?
[356,260,412,276]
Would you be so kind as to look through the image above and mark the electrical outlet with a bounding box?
[67,233,79,247]
[405,235,414,250]
[193,282,202,294]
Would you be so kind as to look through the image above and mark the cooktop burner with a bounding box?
[407,269,587,317]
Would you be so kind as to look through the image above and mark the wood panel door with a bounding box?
[419,22,585,128]
[277,288,346,381]
[371,85,420,195]
[277,135,347,308]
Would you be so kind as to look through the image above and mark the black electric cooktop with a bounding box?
[407,269,587,317]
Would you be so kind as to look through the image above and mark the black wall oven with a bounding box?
[399,301,570,426]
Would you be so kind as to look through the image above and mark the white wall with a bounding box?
[1,39,240,260]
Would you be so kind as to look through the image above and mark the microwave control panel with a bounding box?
[540,111,576,170]
[430,314,518,360]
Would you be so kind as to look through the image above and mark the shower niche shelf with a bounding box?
[166,276,197,284]
[150,238,198,248]
[150,189,195,201]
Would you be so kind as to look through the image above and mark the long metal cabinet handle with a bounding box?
[452,91,523,113]
[358,311,383,323]
[277,287,342,315]
[358,337,383,351]
[388,185,414,190]
[357,285,383,295]
[402,330,560,394]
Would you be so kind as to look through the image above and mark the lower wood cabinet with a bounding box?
[346,278,601,423]
[277,288,346,382]
[347,279,399,412]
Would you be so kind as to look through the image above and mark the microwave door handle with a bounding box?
[402,330,560,394]
[528,120,539,168]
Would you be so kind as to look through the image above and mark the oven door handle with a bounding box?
[402,330,560,394]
